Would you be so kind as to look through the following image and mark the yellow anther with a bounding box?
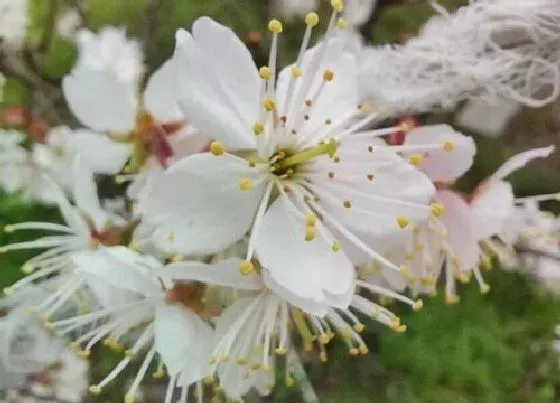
[343,199,351,208]
[275,347,287,355]
[115,175,126,185]
[77,350,90,359]
[3,287,13,296]
[125,394,135,403]
[399,265,413,279]
[127,241,137,250]
[210,141,225,156]
[305,213,316,227]
[323,70,334,81]
[319,351,328,362]
[239,178,253,191]
[443,140,454,152]
[239,260,254,275]
[319,333,330,344]
[252,122,264,136]
[389,316,401,329]
[396,216,409,229]
[220,355,230,363]
[170,254,184,262]
[250,362,260,370]
[89,385,101,395]
[331,0,343,12]
[4,225,14,233]
[305,226,316,241]
[480,255,492,270]
[21,264,34,274]
[285,376,295,388]
[359,102,372,113]
[394,324,407,333]
[263,98,276,111]
[353,323,365,333]
[359,344,369,355]
[236,357,247,365]
[377,105,388,117]
[331,240,341,252]
[445,294,460,304]
[349,348,359,356]
[258,66,271,80]
[268,19,283,33]
[430,203,444,219]
[459,272,470,283]
[291,67,302,78]
[152,369,165,379]
[336,18,348,29]
[305,12,319,26]
[412,299,423,311]
[480,284,490,294]
[125,350,135,358]
[408,154,423,167]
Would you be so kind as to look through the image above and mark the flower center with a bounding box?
[270,138,337,176]
[164,282,206,313]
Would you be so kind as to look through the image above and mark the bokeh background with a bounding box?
[1,0,560,401]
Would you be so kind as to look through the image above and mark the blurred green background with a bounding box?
[2,0,560,402]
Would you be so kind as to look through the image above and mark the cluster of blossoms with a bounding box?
[0,0,560,402]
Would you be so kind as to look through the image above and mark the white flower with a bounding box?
[0,159,126,319]
[272,0,317,18]
[0,0,27,49]
[52,246,248,401]
[359,125,483,299]
[63,29,206,177]
[141,13,435,314]
[56,9,82,39]
[358,0,560,115]
[470,146,555,241]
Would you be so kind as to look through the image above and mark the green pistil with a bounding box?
[275,138,337,171]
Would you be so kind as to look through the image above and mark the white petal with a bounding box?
[437,190,480,270]
[171,18,259,149]
[140,153,267,254]
[276,39,358,145]
[307,144,435,235]
[47,177,90,239]
[256,198,354,315]
[74,247,161,295]
[404,124,476,182]
[154,303,210,376]
[71,157,111,230]
[66,130,132,174]
[492,145,555,180]
[470,180,515,240]
[62,67,137,133]
[143,60,183,122]
[160,258,261,290]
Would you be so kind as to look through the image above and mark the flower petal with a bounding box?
[470,180,515,240]
[160,258,261,290]
[154,303,212,377]
[171,18,259,149]
[256,197,354,315]
[404,124,476,182]
[140,153,267,254]
[143,60,183,122]
[62,67,137,133]
[492,145,555,180]
[66,130,132,174]
[437,190,479,270]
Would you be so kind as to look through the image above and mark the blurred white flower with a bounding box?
[359,0,560,115]
[63,28,207,179]
[0,0,27,49]
[56,9,82,39]
[344,0,377,26]
[272,0,317,18]
[141,14,434,314]
[53,246,240,401]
